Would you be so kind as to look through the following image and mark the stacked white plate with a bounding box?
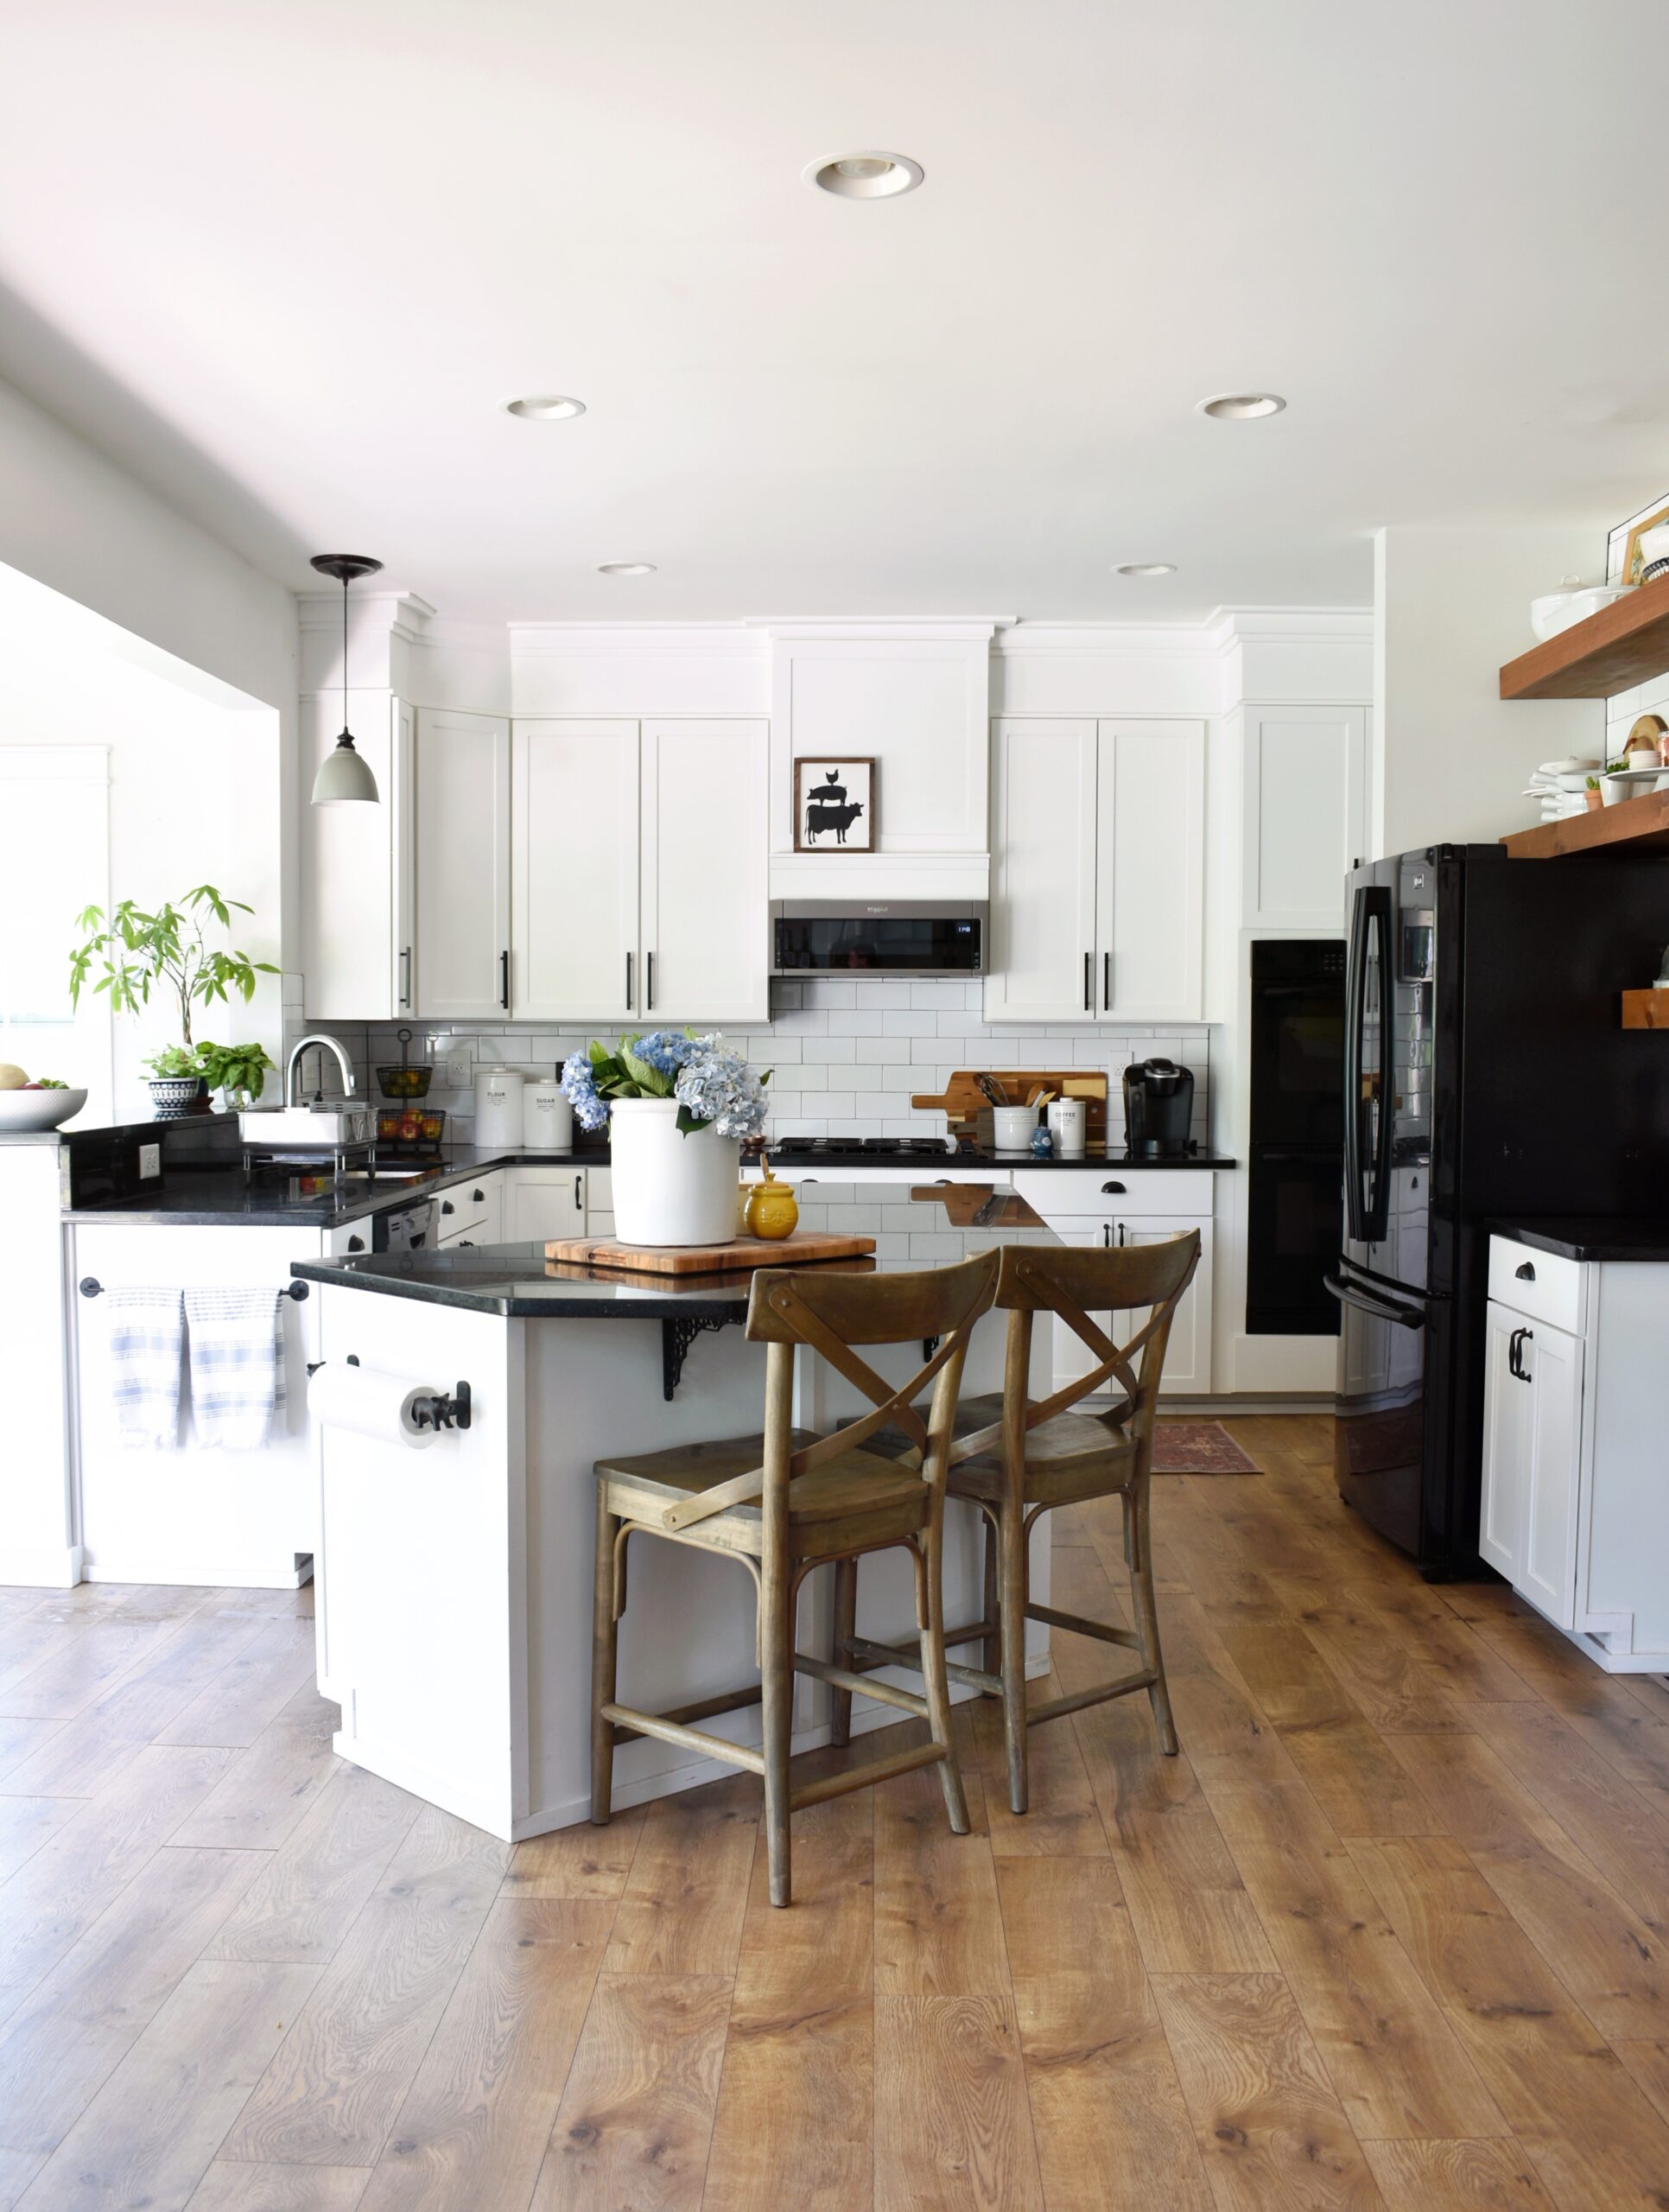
[1523,757,1600,822]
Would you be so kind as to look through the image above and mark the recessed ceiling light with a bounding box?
[1115,562,1177,577]
[1196,391,1285,420]
[803,151,923,200]
[503,394,586,420]
[596,562,656,576]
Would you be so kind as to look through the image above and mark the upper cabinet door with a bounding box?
[984,719,1100,1023]
[1241,704,1368,929]
[303,693,414,1022]
[511,720,640,1026]
[1096,719,1204,1021]
[640,720,768,1023]
[414,709,511,1020]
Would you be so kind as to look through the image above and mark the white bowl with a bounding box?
[1530,585,1631,642]
[0,1086,87,1132]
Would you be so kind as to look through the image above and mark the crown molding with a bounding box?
[297,588,435,645]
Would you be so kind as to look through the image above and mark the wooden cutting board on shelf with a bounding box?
[911,1069,1109,1141]
[545,1229,877,1276]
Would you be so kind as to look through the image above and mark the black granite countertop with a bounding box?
[63,1145,606,1228]
[290,1182,1062,1317]
[1493,1218,1669,1265]
[776,1145,1234,1173]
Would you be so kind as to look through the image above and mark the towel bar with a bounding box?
[78,1278,310,1301]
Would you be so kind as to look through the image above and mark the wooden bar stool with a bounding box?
[833,1231,1201,1815]
[590,1249,1000,1907]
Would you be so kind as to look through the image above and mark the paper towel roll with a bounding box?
[308,1361,440,1449]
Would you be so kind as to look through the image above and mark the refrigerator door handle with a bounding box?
[1336,1253,1442,1307]
[1343,880,1395,1247]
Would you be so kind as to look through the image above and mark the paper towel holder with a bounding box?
[410,1381,472,1432]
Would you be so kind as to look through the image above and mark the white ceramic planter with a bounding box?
[607,1098,740,1245]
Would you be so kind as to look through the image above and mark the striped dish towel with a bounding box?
[105,1288,185,1450]
[184,1288,288,1451]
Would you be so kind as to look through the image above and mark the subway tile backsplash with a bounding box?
[285,979,1212,1146]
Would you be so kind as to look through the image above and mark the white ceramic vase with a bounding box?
[607,1098,740,1245]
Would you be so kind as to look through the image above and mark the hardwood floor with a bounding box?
[0,1416,1666,2208]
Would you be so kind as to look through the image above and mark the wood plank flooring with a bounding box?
[0,1418,1666,2207]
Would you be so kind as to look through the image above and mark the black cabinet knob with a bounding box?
[348,1236,365,1253]
[441,1199,454,1215]
[1514,1261,1535,1281]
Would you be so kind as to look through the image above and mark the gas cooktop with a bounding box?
[767,1135,961,1161]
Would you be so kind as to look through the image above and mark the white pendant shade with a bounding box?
[311,734,379,804]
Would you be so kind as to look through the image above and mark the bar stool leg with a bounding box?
[980,1514,1001,1695]
[919,1522,971,1835]
[999,1498,1031,1815]
[760,1542,794,1906]
[828,1556,858,1749]
[590,1487,621,1823]
[1127,1484,1178,1756]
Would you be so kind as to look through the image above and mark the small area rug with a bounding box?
[1151,1421,1261,1475]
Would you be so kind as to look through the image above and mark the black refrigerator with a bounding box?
[1331,843,1669,1577]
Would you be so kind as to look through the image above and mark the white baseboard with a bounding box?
[83,1551,314,1590]
[0,1542,84,1589]
[1161,1393,1334,1416]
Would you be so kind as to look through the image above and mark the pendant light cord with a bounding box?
[341,571,350,738]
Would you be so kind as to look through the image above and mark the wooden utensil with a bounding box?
[912,1070,1108,1143]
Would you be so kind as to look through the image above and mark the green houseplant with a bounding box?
[68,887,278,1120]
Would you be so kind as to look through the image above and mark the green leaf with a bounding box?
[675,1105,709,1137]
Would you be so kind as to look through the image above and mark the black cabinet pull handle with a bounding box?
[647,951,655,1011]
[441,1199,454,1215]
[1101,1180,1126,1194]
[399,946,412,1008]
[499,950,510,1011]
[1103,951,1111,1010]
[1083,951,1092,1012]
[1514,1261,1536,1281]
[574,1175,582,1209]
[347,1236,365,1253]
[625,951,633,1010]
[472,1188,485,1203]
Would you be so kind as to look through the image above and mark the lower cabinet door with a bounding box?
[505,1169,587,1244]
[1117,1216,1213,1398]
[1478,1301,1528,1583]
[1520,1319,1583,1630]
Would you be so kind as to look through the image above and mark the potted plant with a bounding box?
[562,1029,771,1245]
[196,1040,276,1112]
[68,887,278,1120]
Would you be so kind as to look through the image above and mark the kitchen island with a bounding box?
[292,1184,1061,1840]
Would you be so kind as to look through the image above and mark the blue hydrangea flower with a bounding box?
[560,1049,609,1132]
[675,1036,770,1141]
[632,1030,695,1077]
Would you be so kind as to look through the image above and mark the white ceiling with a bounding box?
[1,0,1666,625]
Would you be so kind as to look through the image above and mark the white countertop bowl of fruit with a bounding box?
[0,1065,87,1130]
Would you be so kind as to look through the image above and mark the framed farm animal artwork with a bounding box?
[794,756,875,852]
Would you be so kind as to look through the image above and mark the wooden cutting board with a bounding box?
[911,1069,1109,1140]
[544,1229,877,1276]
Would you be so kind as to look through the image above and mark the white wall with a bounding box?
[0,371,300,962]
[1374,524,1605,858]
[0,587,282,1120]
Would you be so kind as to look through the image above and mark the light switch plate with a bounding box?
[138,1142,161,1179]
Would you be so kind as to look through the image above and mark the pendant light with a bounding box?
[309,554,384,804]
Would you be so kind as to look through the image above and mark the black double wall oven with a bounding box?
[1247,939,1345,1336]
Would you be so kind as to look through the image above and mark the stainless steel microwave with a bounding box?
[770,899,987,977]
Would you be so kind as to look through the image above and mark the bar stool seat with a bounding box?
[597,1430,942,1539]
[930,1391,1137,1507]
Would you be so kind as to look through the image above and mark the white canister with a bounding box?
[523,1079,574,1152]
[1046,1097,1088,1157]
[473,1065,524,1148]
[991,1103,1040,1151]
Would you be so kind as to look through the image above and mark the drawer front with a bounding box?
[1487,1238,1586,1335]
[1012,1168,1214,1217]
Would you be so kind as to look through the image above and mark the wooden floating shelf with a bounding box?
[1501,572,1669,699]
[1501,789,1669,859]
[1621,989,1669,1029]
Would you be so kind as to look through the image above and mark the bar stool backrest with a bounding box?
[956,1232,1202,1469]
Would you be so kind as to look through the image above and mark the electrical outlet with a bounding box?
[442,1047,473,1090]
[138,1142,161,1179]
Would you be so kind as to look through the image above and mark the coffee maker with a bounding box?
[1122,1058,1196,1158]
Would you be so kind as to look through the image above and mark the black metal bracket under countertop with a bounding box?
[661,1314,739,1400]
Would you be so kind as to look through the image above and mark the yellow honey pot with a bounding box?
[743,1160,799,1240]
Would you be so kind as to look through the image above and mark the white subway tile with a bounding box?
[803,1034,857,1063]
[910,982,967,1009]
[828,1009,885,1037]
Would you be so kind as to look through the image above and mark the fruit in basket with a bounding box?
[0,1064,26,1090]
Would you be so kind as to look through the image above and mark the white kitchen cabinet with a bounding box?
[1241,703,1368,930]
[435,1173,504,1249]
[986,718,1203,1023]
[1479,1234,1669,1669]
[504,1166,587,1243]
[302,693,416,1021]
[414,709,511,1019]
[512,720,639,1025]
[641,719,768,1021]
[509,717,768,1026]
[1010,1170,1214,1398]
